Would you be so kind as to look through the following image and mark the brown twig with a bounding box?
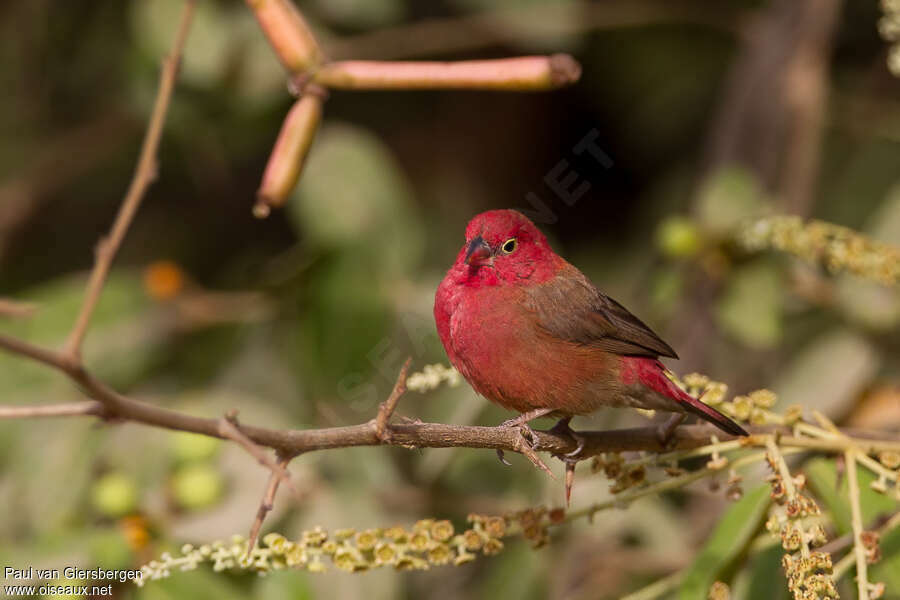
[0,331,74,371]
[0,401,104,419]
[0,298,37,319]
[218,413,302,500]
[3,329,900,463]
[61,0,196,363]
[374,357,412,442]
[245,453,294,556]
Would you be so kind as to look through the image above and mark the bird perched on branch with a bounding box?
[434,209,748,465]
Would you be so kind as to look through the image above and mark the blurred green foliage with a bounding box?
[0,0,898,599]
[678,485,770,600]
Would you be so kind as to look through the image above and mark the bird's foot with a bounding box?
[656,413,687,448]
[495,408,555,467]
[494,409,556,479]
[548,417,586,460]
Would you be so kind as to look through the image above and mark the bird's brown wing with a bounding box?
[523,263,678,359]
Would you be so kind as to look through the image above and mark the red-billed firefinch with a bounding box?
[434,209,747,456]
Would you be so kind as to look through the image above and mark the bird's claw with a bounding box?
[495,410,546,467]
[549,417,587,460]
[495,420,539,467]
[494,418,555,479]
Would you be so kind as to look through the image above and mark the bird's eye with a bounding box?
[501,238,517,254]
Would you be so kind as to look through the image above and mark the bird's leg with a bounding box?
[499,408,555,428]
[656,413,687,448]
[496,408,555,466]
[548,417,586,459]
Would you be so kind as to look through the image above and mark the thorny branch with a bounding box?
[374,357,412,442]
[245,454,295,557]
[1,330,899,461]
[218,412,302,500]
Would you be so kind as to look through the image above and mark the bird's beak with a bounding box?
[465,236,493,267]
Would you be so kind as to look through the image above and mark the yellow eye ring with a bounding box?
[501,238,517,254]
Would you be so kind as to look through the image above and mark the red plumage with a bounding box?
[434,209,747,437]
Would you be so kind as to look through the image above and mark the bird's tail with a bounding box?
[625,357,749,437]
[652,362,748,437]
[673,386,749,437]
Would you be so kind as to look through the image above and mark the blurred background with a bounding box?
[1,0,899,598]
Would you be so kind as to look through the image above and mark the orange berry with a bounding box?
[143,260,184,301]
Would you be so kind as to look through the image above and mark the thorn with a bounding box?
[496,449,512,466]
[565,461,575,507]
[513,428,555,479]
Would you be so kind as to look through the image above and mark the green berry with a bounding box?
[656,216,702,259]
[172,464,224,510]
[91,473,138,517]
[171,432,221,462]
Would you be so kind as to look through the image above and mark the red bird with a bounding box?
[434,209,747,459]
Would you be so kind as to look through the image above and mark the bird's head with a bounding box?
[454,209,559,285]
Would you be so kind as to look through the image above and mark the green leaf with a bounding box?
[289,123,424,276]
[254,570,314,600]
[715,259,783,348]
[805,458,897,537]
[743,544,789,600]
[696,166,765,235]
[871,524,900,593]
[806,458,900,591]
[678,485,771,600]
